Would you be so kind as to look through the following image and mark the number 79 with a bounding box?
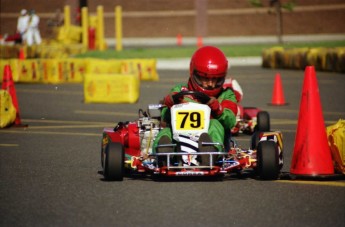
[178,111,201,128]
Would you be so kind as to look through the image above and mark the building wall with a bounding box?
[1,0,345,39]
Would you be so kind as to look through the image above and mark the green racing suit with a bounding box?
[153,83,237,152]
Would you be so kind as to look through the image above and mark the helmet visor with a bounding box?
[193,70,225,90]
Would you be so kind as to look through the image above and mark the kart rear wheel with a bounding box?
[103,142,124,181]
[256,111,270,132]
[256,140,279,180]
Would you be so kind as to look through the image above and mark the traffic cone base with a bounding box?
[289,173,343,180]
[268,73,288,106]
[290,66,334,178]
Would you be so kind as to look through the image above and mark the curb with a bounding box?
[157,57,262,70]
[106,34,345,48]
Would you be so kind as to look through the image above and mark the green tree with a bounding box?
[249,0,295,44]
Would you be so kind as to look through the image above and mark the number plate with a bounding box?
[175,110,205,130]
[171,102,211,136]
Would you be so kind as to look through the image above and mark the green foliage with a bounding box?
[248,0,295,11]
[74,40,345,59]
[248,0,263,7]
[282,1,295,11]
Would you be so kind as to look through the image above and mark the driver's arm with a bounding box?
[162,84,186,108]
[213,89,238,129]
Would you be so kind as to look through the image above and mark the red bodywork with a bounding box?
[223,78,262,135]
[103,123,141,158]
[103,122,258,177]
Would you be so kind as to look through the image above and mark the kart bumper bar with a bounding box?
[150,152,228,169]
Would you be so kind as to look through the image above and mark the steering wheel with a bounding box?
[172,91,211,105]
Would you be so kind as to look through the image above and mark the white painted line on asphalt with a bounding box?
[0,144,19,147]
[0,130,100,137]
[279,180,345,187]
[75,110,138,117]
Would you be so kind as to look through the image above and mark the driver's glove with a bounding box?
[163,92,178,108]
[207,97,223,117]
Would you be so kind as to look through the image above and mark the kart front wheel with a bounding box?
[103,142,124,181]
[256,140,279,180]
[256,111,270,132]
[250,131,261,150]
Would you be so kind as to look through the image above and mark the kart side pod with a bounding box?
[103,122,141,157]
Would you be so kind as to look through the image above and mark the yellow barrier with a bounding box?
[262,47,284,69]
[86,59,122,74]
[0,90,16,128]
[262,47,345,73]
[1,58,159,83]
[336,48,345,73]
[39,59,87,83]
[18,59,41,82]
[65,59,87,83]
[327,119,345,174]
[1,59,40,82]
[284,48,309,70]
[84,73,140,103]
[0,45,19,59]
[121,59,159,81]
[0,59,9,81]
[56,25,83,44]
[40,59,65,83]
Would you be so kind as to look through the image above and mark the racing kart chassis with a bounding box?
[101,104,283,181]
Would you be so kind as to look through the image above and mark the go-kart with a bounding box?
[101,91,283,181]
[223,78,270,135]
[231,106,270,135]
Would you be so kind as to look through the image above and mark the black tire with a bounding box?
[250,131,261,150]
[256,141,279,180]
[101,138,106,169]
[256,111,270,132]
[101,145,104,169]
[103,142,124,181]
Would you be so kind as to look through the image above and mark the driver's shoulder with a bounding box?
[220,87,235,96]
[219,88,237,100]
[171,83,188,92]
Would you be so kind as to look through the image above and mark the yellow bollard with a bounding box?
[115,6,123,51]
[96,6,105,51]
[64,5,71,27]
[81,7,89,48]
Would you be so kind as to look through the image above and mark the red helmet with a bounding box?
[188,46,228,97]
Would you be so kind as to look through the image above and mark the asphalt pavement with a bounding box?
[1,67,344,226]
[1,34,345,227]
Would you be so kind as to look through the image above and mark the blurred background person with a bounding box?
[15,9,29,44]
[26,9,42,46]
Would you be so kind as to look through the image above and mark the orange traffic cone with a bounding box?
[290,66,334,177]
[177,33,182,46]
[197,36,203,48]
[18,47,25,60]
[1,65,26,127]
[269,73,287,105]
